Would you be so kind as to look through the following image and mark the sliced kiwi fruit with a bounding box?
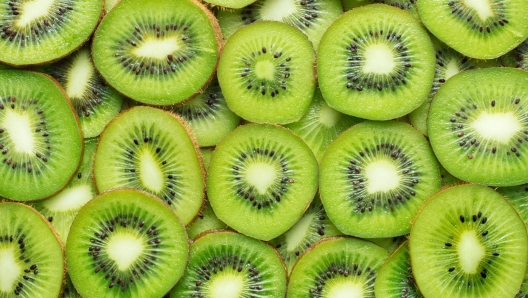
[269,196,343,274]
[202,0,258,9]
[0,202,65,297]
[207,123,318,241]
[0,70,83,201]
[428,68,528,186]
[409,184,528,298]
[29,137,98,243]
[170,76,241,147]
[217,0,343,49]
[367,235,406,253]
[93,106,205,226]
[317,4,435,120]
[285,86,362,161]
[319,120,441,238]
[497,184,528,225]
[217,21,316,124]
[287,237,389,297]
[502,39,528,71]
[92,0,221,105]
[66,188,189,298]
[417,0,528,59]
[440,165,463,187]
[342,0,375,10]
[374,240,422,297]
[62,274,81,298]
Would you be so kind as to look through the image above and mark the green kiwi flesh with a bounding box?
[319,120,441,238]
[0,203,65,297]
[428,68,528,186]
[207,124,318,241]
[93,106,205,226]
[62,274,82,298]
[66,188,189,298]
[409,184,528,298]
[202,0,258,9]
[497,183,528,225]
[0,70,83,201]
[367,235,406,253]
[92,0,220,105]
[170,230,287,297]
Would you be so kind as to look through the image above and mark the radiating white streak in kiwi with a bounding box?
[15,0,55,28]
[106,233,145,271]
[469,111,521,143]
[133,37,181,59]
[2,110,34,154]
[463,0,494,21]
[259,0,297,21]
[0,247,20,292]
[362,43,396,74]
[65,50,94,98]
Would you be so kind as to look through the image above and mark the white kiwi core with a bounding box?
[245,162,277,194]
[469,112,521,144]
[3,110,34,154]
[365,159,400,194]
[326,282,364,298]
[42,185,94,211]
[106,234,144,271]
[457,230,485,274]
[66,51,94,98]
[259,0,297,21]
[16,0,54,28]
[0,247,21,292]
[362,43,395,75]
[139,150,165,193]
[133,37,181,59]
[318,103,341,128]
[255,60,276,81]
[463,0,494,21]
[207,273,245,298]
[284,213,315,251]
[444,59,461,80]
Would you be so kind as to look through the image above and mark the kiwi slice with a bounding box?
[375,0,420,21]
[46,45,123,138]
[66,188,189,298]
[502,39,528,71]
[319,120,441,238]
[170,77,241,147]
[428,68,528,186]
[93,106,205,226]
[367,236,406,253]
[216,0,343,49]
[217,21,316,124]
[29,137,97,243]
[342,0,375,10]
[317,4,435,120]
[374,241,422,297]
[417,0,528,59]
[171,230,287,297]
[0,202,65,297]
[287,237,389,297]
[92,0,221,105]
[409,184,528,298]
[497,184,528,225]
[203,0,257,9]
[62,274,81,298]
[0,70,83,201]
[207,124,318,241]
[284,86,362,161]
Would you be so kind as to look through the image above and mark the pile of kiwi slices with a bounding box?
[4,0,528,297]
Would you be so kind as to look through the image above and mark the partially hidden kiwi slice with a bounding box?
[428,68,528,186]
[367,235,406,253]
[207,124,318,241]
[0,202,65,297]
[317,4,435,120]
[66,189,189,298]
[409,184,528,298]
[171,230,287,297]
[62,274,81,298]
[0,70,83,201]
[217,21,316,124]
[319,120,441,238]
[287,237,390,297]
[202,0,257,9]
[497,183,528,225]
[93,106,205,225]
[92,0,221,105]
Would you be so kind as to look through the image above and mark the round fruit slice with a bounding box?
[92,0,220,105]
[170,230,287,297]
[317,4,435,120]
[0,203,65,297]
[0,70,83,201]
[66,189,189,298]
[409,184,528,298]
[207,124,318,241]
[319,120,441,238]
[287,237,389,297]
[93,106,205,225]
[428,68,528,186]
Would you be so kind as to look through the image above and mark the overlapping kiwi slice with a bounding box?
[207,124,318,241]
[320,121,441,238]
[0,203,65,297]
[317,4,435,120]
[0,70,83,201]
[171,230,287,297]
[93,106,205,225]
[202,0,257,9]
[428,68,528,186]
[92,0,221,105]
[409,184,528,298]
[66,189,189,298]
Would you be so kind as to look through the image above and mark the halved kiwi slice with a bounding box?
[0,202,65,297]
[428,68,528,186]
[66,188,189,298]
[409,184,528,298]
[93,106,205,225]
[0,70,83,201]
[171,230,287,297]
[319,120,441,238]
[92,0,221,105]
[317,4,435,120]
[207,124,318,241]
[287,237,390,297]
[217,21,316,124]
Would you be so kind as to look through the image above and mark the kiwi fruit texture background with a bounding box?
[3,0,528,297]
